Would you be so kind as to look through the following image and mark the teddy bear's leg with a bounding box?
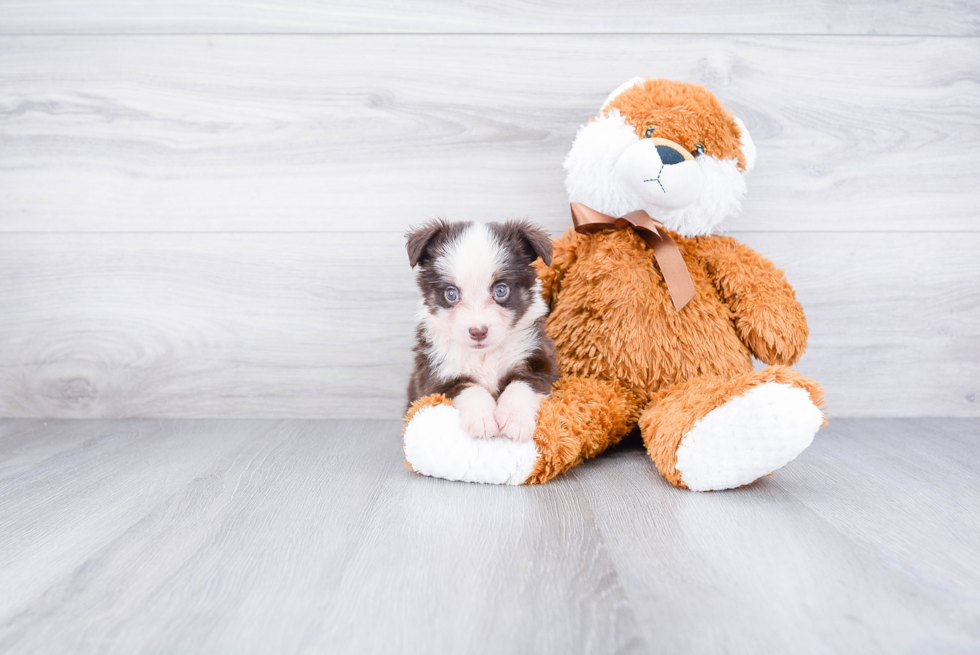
[403,393,540,485]
[402,377,641,485]
[524,376,642,484]
[639,366,826,491]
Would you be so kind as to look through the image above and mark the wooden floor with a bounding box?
[0,419,978,653]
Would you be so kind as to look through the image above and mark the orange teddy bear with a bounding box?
[404,78,826,490]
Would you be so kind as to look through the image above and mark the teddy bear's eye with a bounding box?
[693,143,705,156]
[645,126,657,138]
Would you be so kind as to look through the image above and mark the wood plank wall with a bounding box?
[1,2,978,418]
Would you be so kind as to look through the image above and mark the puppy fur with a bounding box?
[406,219,558,441]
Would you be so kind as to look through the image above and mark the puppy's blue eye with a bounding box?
[493,283,509,301]
[444,286,459,303]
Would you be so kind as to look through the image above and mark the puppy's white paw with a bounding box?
[454,386,499,440]
[496,410,536,443]
[495,382,544,443]
[461,412,499,440]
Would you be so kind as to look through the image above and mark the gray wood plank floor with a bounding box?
[1,419,977,653]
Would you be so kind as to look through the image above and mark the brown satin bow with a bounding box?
[570,202,696,312]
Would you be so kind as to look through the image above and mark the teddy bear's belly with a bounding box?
[546,248,752,403]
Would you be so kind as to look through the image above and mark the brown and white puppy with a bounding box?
[405,219,557,442]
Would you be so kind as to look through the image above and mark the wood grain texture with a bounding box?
[2,6,977,420]
[313,455,644,653]
[0,231,977,419]
[576,419,980,653]
[0,418,978,653]
[769,419,980,613]
[1,35,978,234]
[0,1,977,35]
[0,419,404,653]
[0,420,260,624]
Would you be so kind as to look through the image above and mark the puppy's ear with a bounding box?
[501,219,553,267]
[405,219,449,268]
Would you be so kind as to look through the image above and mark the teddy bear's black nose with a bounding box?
[656,145,687,166]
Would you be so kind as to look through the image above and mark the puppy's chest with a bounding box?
[435,340,531,394]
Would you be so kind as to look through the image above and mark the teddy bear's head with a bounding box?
[563,78,756,237]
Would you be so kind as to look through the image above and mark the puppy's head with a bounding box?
[406,219,552,352]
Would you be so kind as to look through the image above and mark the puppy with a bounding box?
[405,219,558,442]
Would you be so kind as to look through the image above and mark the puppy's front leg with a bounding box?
[494,381,544,442]
[454,386,500,439]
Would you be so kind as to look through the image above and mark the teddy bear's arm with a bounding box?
[694,235,809,366]
[532,228,582,309]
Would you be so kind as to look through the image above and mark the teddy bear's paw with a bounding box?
[674,382,823,492]
[403,403,539,485]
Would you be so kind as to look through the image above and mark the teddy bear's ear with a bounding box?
[600,76,646,113]
[733,116,757,173]
[499,219,553,267]
[405,219,450,268]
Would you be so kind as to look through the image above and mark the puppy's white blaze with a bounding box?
[564,109,749,237]
[433,222,513,353]
[435,222,506,310]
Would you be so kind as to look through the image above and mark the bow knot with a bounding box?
[569,202,696,311]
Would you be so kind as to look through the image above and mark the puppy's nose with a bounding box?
[468,326,488,341]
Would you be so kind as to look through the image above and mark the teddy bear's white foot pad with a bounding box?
[674,382,823,491]
[404,404,538,485]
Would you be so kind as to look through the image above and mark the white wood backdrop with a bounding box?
[1,2,978,418]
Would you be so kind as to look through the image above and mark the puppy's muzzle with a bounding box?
[468,325,488,342]
[614,137,703,210]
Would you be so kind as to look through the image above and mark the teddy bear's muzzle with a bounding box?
[614,137,704,210]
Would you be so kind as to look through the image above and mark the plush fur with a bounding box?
[564,83,755,237]
[405,219,558,442]
[403,396,539,485]
[404,79,826,490]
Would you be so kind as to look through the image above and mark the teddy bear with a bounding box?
[403,78,826,490]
